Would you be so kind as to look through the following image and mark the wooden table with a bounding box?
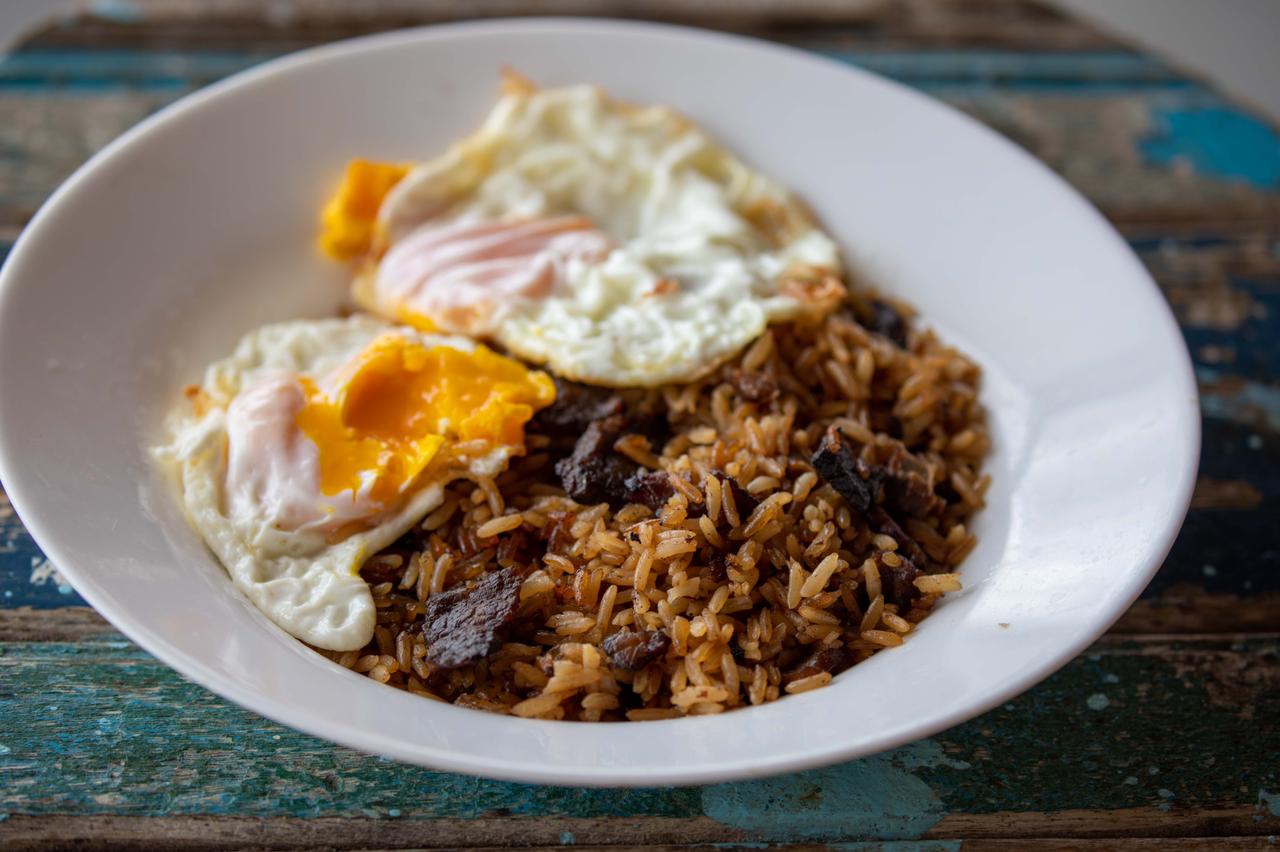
[1,2,1277,849]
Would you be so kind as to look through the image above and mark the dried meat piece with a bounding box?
[532,377,624,436]
[879,554,923,608]
[731,368,779,404]
[811,427,884,514]
[882,446,941,518]
[869,298,909,348]
[869,506,935,573]
[602,629,671,671]
[785,643,854,682]
[555,413,640,506]
[710,471,760,519]
[421,568,522,669]
[624,470,675,510]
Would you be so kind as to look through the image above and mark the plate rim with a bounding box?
[0,16,1200,787]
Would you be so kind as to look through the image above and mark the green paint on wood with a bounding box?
[701,740,967,841]
[0,636,1275,828]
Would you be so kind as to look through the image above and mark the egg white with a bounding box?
[367,81,844,387]
[155,316,508,651]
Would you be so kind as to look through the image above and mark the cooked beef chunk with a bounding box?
[879,554,923,608]
[602,629,671,671]
[869,506,934,572]
[421,568,522,669]
[811,427,884,514]
[869,298,909,348]
[785,643,853,682]
[881,447,941,519]
[624,470,675,510]
[731,368,779,404]
[533,377,624,437]
[555,414,640,506]
[883,471,938,518]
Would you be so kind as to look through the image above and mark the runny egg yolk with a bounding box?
[319,159,410,261]
[295,335,555,505]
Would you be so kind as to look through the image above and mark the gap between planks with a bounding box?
[1,810,1278,850]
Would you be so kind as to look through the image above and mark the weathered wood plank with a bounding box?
[0,52,1274,231]
[22,0,1116,52]
[0,634,1276,840]
[3,813,1280,850]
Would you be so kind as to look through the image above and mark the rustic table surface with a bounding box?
[1,2,1277,849]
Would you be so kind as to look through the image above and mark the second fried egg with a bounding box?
[157,316,553,650]
[327,77,845,387]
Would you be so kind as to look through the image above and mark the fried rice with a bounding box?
[319,289,989,721]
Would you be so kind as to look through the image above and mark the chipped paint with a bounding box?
[27,557,71,595]
[1141,107,1280,188]
[701,740,967,841]
[1263,789,1280,817]
[88,0,143,23]
[1087,694,1111,711]
[1199,367,1280,431]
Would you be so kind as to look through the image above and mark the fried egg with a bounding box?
[323,76,844,387]
[156,315,553,650]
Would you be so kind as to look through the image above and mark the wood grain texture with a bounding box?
[27,0,1115,52]
[1,634,1277,840]
[0,0,1276,845]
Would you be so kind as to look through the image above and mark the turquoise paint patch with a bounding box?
[701,740,965,841]
[1262,789,1280,817]
[829,839,962,844]
[1141,106,1280,188]
[89,0,143,23]
[1087,694,1110,711]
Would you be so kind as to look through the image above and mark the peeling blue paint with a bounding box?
[88,0,143,23]
[829,839,962,844]
[1198,367,1280,430]
[1262,789,1280,817]
[1141,106,1280,188]
[1087,694,1111,711]
[701,740,965,841]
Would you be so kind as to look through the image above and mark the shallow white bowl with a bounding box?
[0,19,1198,786]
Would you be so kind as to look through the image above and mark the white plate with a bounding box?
[0,19,1198,786]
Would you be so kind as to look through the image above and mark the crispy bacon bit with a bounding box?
[421,568,522,669]
[602,629,671,671]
